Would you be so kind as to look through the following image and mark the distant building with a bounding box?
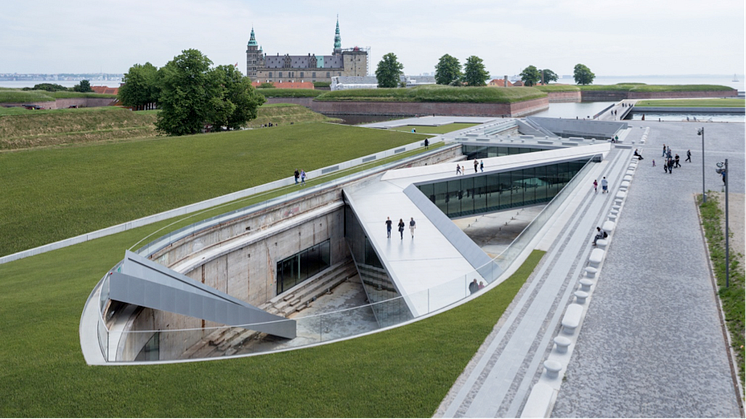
[246,18,368,84]
[488,79,513,87]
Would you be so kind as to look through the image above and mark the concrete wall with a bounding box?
[264,97,315,107]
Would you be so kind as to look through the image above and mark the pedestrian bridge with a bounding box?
[343,143,610,324]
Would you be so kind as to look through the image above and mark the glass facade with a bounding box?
[276,240,331,294]
[344,205,413,327]
[416,159,589,218]
[462,144,544,160]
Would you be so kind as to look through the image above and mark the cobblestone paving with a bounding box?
[552,121,744,417]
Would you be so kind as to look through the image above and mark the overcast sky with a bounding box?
[1,0,743,77]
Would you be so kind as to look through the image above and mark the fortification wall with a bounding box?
[306,97,548,117]
[581,89,738,102]
[3,97,117,109]
[547,91,581,103]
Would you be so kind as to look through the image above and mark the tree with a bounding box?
[72,79,93,92]
[118,62,160,110]
[434,54,462,86]
[573,64,595,85]
[540,69,558,84]
[208,64,265,131]
[375,53,404,88]
[462,56,490,86]
[156,49,219,135]
[519,65,541,86]
[156,50,263,135]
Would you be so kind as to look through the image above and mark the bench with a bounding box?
[579,278,593,292]
[543,360,563,379]
[615,191,627,200]
[584,266,598,278]
[574,290,589,304]
[602,220,615,233]
[561,303,584,335]
[596,239,608,248]
[623,175,632,182]
[589,249,604,267]
[554,335,571,354]
[520,382,556,418]
[608,214,617,221]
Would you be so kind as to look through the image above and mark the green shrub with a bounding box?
[313,81,331,88]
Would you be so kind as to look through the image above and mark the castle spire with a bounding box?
[333,16,342,53]
[248,27,258,47]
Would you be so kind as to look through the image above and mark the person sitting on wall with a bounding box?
[634,149,644,160]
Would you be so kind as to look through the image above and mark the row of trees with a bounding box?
[376,53,492,87]
[428,54,596,87]
[22,80,94,92]
[118,49,265,135]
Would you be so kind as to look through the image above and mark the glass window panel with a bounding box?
[447,179,462,216]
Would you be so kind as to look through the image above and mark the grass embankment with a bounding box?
[698,193,744,386]
[245,103,340,127]
[634,99,745,107]
[0,104,339,150]
[256,88,324,98]
[533,85,581,92]
[578,83,734,92]
[390,123,479,134]
[315,84,547,103]
[0,184,544,418]
[0,123,427,257]
[0,89,116,103]
[0,107,158,150]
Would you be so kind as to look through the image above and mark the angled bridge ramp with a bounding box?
[109,250,296,339]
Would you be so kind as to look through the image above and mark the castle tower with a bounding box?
[333,16,342,55]
[246,27,263,80]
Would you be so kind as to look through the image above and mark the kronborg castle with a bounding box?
[246,18,368,83]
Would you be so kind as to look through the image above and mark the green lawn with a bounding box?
[0,123,427,257]
[578,84,734,92]
[0,174,544,417]
[390,123,479,134]
[634,99,745,107]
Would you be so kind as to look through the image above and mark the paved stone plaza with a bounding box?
[551,120,743,417]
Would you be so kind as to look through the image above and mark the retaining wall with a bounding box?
[580,89,738,102]
[547,91,581,103]
[2,97,117,109]
[306,97,549,117]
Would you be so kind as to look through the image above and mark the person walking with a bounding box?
[662,144,666,157]
[294,169,299,185]
[456,164,461,175]
[398,219,405,240]
[686,149,692,162]
[674,154,681,168]
[667,158,674,174]
[385,217,393,239]
[474,159,478,173]
[300,169,306,185]
[593,179,598,194]
[601,177,608,194]
[480,160,484,172]
[652,159,656,167]
[469,279,479,295]
[664,158,669,173]
[409,217,416,238]
[424,138,429,149]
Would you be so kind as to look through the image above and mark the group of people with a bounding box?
[656,144,691,174]
[385,216,416,240]
[293,168,307,185]
[592,177,609,194]
[469,278,486,294]
[456,160,484,175]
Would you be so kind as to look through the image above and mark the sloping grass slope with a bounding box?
[0,123,425,256]
[316,85,547,103]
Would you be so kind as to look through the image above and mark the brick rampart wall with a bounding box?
[305,97,548,117]
[3,97,117,109]
[581,89,737,102]
[547,91,581,103]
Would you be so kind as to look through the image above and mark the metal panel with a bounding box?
[110,251,295,339]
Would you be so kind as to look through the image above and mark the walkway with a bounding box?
[552,120,743,417]
[437,120,743,417]
[597,100,636,122]
[436,130,636,417]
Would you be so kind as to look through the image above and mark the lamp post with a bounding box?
[698,127,706,203]
[716,160,729,288]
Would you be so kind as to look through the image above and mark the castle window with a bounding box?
[279,72,283,78]
[312,72,316,78]
[300,72,304,78]
[326,72,330,78]
[268,72,272,78]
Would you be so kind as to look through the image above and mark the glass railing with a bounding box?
[97,157,597,363]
